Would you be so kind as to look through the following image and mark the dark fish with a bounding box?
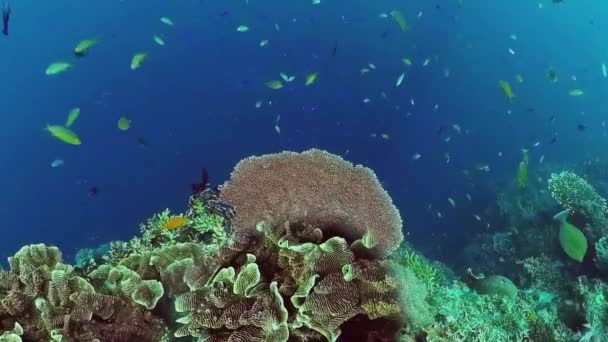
[192,168,209,195]
[550,133,558,144]
[218,10,230,17]
[331,40,338,57]
[2,2,10,36]
[380,30,389,39]
[549,115,556,123]
[577,124,587,132]
[136,136,149,147]
[436,124,446,136]
[88,186,99,197]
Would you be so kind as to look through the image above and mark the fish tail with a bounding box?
[553,209,569,223]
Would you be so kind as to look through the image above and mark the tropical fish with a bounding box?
[305,72,318,86]
[50,159,64,168]
[280,73,296,82]
[515,74,524,83]
[569,89,584,96]
[390,10,408,32]
[160,17,174,26]
[130,52,147,70]
[236,25,249,32]
[274,125,281,134]
[498,80,515,101]
[547,67,558,82]
[74,38,97,57]
[259,40,269,47]
[554,210,587,262]
[265,80,283,90]
[45,62,71,76]
[395,72,405,87]
[153,35,165,46]
[65,108,80,128]
[46,125,81,145]
[448,197,456,207]
[602,63,607,78]
[402,58,412,66]
[2,2,10,36]
[162,216,189,231]
[117,117,131,131]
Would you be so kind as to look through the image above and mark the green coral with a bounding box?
[575,278,608,341]
[188,197,227,243]
[0,322,23,342]
[391,246,443,294]
[426,283,572,341]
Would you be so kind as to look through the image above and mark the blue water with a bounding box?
[0,0,605,265]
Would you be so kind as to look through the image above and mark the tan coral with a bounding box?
[219,149,403,256]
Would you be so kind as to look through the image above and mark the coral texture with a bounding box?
[219,149,403,256]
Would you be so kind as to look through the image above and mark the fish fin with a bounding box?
[553,209,569,223]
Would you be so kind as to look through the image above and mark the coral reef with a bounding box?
[8,150,608,341]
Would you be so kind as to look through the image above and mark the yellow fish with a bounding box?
[130,52,148,70]
[498,80,515,101]
[162,216,188,231]
[265,80,283,90]
[305,72,319,86]
[45,62,71,76]
[390,11,408,32]
[65,108,80,128]
[74,38,97,57]
[569,89,584,96]
[117,117,131,131]
[46,125,81,145]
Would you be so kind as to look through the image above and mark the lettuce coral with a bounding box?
[0,244,167,341]
[173,217,411,341]
[219,149,403,257]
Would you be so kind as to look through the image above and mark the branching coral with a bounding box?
[519,254,564,293]
[106,188,232,264]
[219,149,403,257]
[548,171,608,241]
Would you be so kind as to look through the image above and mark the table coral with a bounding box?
[219,149,403,257]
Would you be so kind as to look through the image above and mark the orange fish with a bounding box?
[162,216,189,231]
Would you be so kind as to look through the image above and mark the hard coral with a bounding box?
[548,171,608,241]
[219,149,403,256]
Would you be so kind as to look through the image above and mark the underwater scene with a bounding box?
[2,0,608,341]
